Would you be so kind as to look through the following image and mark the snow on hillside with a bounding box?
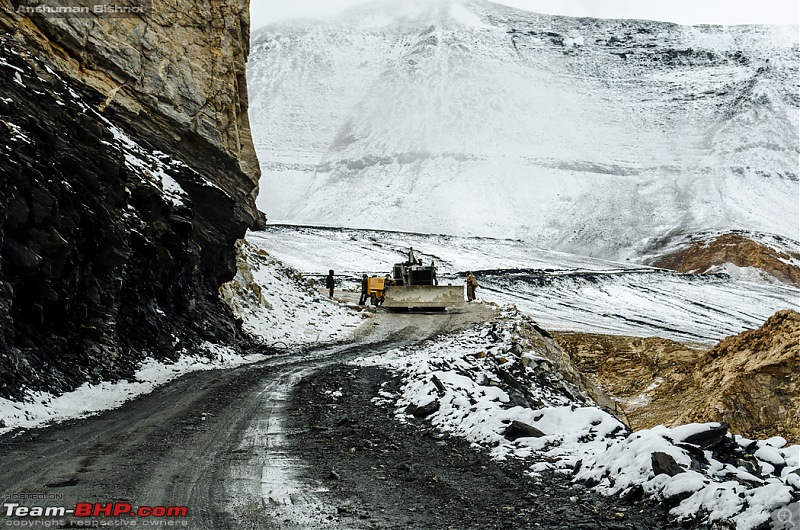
[220,240,364,346]
[249,225,798,344]
[247,0,799,261]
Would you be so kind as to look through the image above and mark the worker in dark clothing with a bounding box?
[325,269,335,298]
[407,247,416,265]
[359,274,369,305]
[466,271,478,302]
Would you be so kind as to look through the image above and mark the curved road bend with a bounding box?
[0,307,492,529]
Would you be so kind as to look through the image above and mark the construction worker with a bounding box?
[466,271,478,302]
[407,247,416,265]
[359,274,369,305]
[325,269,335,298]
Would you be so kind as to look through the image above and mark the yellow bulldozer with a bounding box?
[365,249,464,310]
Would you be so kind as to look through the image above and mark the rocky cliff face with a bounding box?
[0,2,262,399]
[4,0,261,218]
[678,309,800,443]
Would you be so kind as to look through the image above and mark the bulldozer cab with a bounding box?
[392,262,437,286]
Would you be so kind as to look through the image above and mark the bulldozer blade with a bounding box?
[382,285,464,309]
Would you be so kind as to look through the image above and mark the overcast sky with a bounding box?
[250,0,800,31]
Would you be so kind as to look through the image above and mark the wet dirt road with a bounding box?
[0,307,491,529]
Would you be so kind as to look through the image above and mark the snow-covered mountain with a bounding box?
[247,0,799,261]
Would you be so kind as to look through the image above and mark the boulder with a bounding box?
[503,420,546,441]
[681,422,729,449]
[406,400,440,418]
[620,484,644,503]
[651,452,684,477]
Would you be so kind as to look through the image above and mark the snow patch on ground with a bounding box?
[705,262,788,285]
[0,343,265,436]
[355,307,800,529]
[579,429,798,529]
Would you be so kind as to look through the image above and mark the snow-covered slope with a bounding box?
[219,240,363,346]
[248,0,799,261]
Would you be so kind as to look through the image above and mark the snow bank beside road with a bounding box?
[356,305,799,529]
[220,239,364,346]
[0,343,263,435]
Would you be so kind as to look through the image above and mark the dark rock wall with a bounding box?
[0,4,261,400]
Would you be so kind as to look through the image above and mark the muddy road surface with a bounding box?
[1,307,508,529]
[0,305,681,529]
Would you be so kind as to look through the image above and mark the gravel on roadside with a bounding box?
[287,363,694,530]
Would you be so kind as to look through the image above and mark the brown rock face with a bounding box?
[652,233,800,287]
[679,309,800,443]
[552,332,708,430]
[0,1,261,225]
[555,311,800,443]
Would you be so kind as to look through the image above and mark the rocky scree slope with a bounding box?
[0,3,260,400]
[248,0,799,265]
[676,309,800,444]
[354,308,800,529]
[556,310,800,445]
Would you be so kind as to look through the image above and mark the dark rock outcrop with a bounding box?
[651,451,684,477]
[677,422,729,449]
[503,420,546,441]
[405,400,441,418]
[0,4,261,400]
